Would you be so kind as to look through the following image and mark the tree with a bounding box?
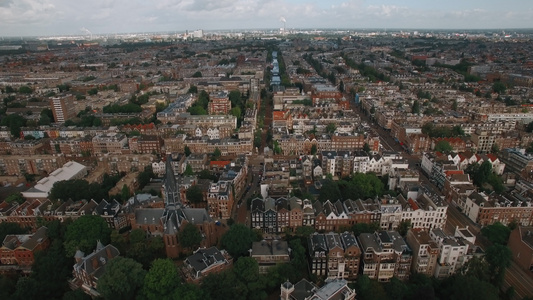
[178,223,202,251]
[0,222,29,244]
[325,123,337,134]
[310,144,317,155]
[31,240,71,299]
[1,113,26,138]
[187,85,198,94]
[452,99,458,111]
[220,224,257,258]
[339,80,345,93]
[481,222,510,245]
[18,85,33,94]
[62,290,91,300]
[120,184,130,202]
[485,244,512,286]
[97,257,146,300]
[352,222,380,236]
[231,107,242,119]
[318,178,342,202]
[491,143,500,154]
[233,257,267,300]
[213,147,222,160]
[184,145,191,156]
[64,215,111,257]
[5,192,24,204]
[183,164,194,176]
[412,100,421,114]
[398,220,411,237]
[492,81,506,94]
[186,185,204,204]
[439,275,498,300]
[460,256,490,282]
[363,143,371,153]
[192,71,202,78]
[385,277,408,300]
[434,140,453,153]
[201,271,248,300]
[142,259,180,300]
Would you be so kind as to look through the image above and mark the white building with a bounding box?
[22,161,88,199]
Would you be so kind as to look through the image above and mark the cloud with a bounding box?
[0,0,533,36]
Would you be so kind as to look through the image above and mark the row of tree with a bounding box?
[318,173,385,202]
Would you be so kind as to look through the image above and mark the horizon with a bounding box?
[1,0,533,37]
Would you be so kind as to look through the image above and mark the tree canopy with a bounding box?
[142,259,181,300]
[64,215,111,257]
[178,223,202,251]
[220,224,258,258]
[186,185,204,204]
[97,257,146,300]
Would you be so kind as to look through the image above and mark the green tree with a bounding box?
[452,99,458,110]
[18,85,33,94]
[5,192,24,204]
[491,143,499,154]
[352,222,380,236]
[412,100,421,114]
[220,224,257,258]
[1,114,26,138]
[398,220,411,237]
[120,184,130,202]
[485,244,512,286]
[435,140,453,153]
[186,185,204,204]
[192,71,202,78]
[213,147,222,160]
[492,81,506,94]
[31,240,71,299]
[311,144,317,155]
[325,123,337,134]
[318,178,342,202]
[201,271,248,300]
[187,85,198,94]
[385,277,408,300]
[231,106,242,119]
[363,143,371,153]
[184,145,191,156]
[481,222,510,245]
[64,215,111,257]
[142,259,180,300]
[62,290,91,300]
[178,223,202,251]
[183,164,194,176]
[97,257,146,300]
[0,222,29,244]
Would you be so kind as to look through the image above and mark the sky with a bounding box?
[1,0,533,37]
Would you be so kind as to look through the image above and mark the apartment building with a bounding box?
[208,91,232,115]
[358,231,412,282]
[405,229,439,277]
[308,232,361,280]
[430,228,470,279]
[206,180,233,220]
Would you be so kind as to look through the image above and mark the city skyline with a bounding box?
[1,0,533,37]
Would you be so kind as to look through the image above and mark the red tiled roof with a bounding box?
[210,161,231,168]
[445,170,464,176]
[486,154,498,162]
[408,198,419,210]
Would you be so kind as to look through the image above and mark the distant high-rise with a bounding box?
[50,95,76,123]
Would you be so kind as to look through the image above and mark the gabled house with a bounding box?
[182,246,233,283]
[71,242,120,297]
